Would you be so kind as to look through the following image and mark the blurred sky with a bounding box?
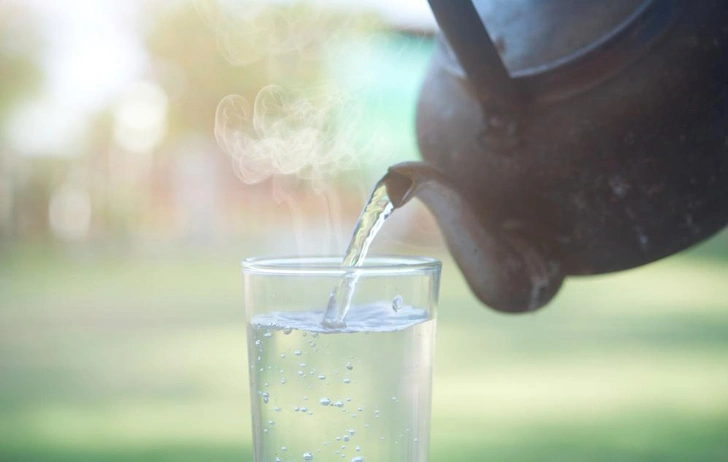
[8,0,144,156]
[7,0,435,157]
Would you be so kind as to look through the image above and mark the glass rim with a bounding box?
[241,255,441,276]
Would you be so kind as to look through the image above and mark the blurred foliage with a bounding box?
[0,5,43,125]
[142,1,374,142]
[0,0,410,246]
[142,2,265,141]
[0,5,44,244]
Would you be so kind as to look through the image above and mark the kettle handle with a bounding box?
[428,0,524,113]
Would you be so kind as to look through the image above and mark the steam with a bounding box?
[196,0,352,66]
[270,174,308,254]
[207,1,389,255]
[215,84,368,192]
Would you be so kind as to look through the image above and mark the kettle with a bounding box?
[383,0,728,313]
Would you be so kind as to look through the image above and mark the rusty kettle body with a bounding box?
[385,0,728,312]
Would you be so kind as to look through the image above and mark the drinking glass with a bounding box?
[242,256,441,462]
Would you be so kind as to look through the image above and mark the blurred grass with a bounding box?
[1,232,727,461]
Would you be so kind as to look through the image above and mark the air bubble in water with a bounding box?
[300,407,308,412]
[264,332,272,338]
[254,339,262,346]
[343,435,350,442]
[318,375,326,380]
[262,392,269,404]
[355,446,361,451]
[281,378,287,384]
[320,397,331,406]
[346,362,353,370]
[348,429,355,436]
[392,295,403,312]
[352,457,364,462]
[343,378,351,384]
[294,350,302,356]
[283,327,293,335]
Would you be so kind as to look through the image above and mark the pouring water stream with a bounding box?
[322,179,394,328]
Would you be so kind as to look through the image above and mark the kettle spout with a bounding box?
[383,162,564,313]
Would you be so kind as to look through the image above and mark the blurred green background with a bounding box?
[1,1,727,461]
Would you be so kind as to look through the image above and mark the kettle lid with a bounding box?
[473,0,647,74]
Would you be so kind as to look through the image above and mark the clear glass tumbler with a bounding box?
[242,256,441,462]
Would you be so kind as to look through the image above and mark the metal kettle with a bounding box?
[383,0,728,313]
